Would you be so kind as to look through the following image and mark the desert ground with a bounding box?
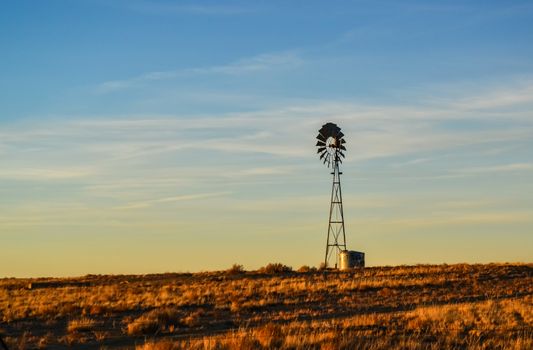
[0,263,531,349]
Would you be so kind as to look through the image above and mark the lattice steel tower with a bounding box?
[316,122,347,268]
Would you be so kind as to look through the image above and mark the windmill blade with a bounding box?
[337,131,344,139]
[320,122,332,131]
[317,146,326,153]
[340,145,346,151]
[339,151,345,158]
[320,151,327,160]
[316,140,325,146]
[326,123,336,135]
[340,139,346,144]
[319,129,330,138]
[316,133,327,142]
[320,123,335,137]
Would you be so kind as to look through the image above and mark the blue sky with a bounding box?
[1,0,532,277]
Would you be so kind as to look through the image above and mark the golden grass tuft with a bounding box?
[126,307,183,335]
[66,317,97,333]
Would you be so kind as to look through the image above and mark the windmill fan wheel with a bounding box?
[316,122,346,167]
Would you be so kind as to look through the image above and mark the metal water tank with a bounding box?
[339,250,365,270]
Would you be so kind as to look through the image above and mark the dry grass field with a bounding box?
[0,263,531,349]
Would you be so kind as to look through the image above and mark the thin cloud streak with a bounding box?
[382,211,533,227]
[457,163,533,174]
[0,167,95,180]
[113,191,231,210]
[451,82,533,110]
[97,52,303,93]
[238,167,292,176]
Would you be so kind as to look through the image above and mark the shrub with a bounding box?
[297,265,317,273]
[258,263,292,274]
[226,264,245,275]
[126,308,182,335]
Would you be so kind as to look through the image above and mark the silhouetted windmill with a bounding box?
[316,122,364,269]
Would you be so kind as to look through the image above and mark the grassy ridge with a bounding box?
[1,263,531,349]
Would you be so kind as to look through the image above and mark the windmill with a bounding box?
[316,122,364,269]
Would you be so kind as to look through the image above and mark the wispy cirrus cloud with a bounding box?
[97,52,303,93]
[114,191,231,210]
[457,163,533,174]
[384,211,533,228]
[451,81,533,110]
[0,167,95,180]
[238,167,293,177]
